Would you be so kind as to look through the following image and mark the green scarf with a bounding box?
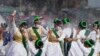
[21,33,28,56]
[52,28,59,38]
[88,48,94,56]
[52,28,63,51]
[32,27,41,40]
[85,29,90,36]
[32,27,43,56]
[35,49,42,56]
[22,35,27,49]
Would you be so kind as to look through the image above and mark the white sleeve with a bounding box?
[58,28,71,41]
[27,41,38,54]
[58,32,66,41]
[66,29,72,38]
[77,40,89,53]
[94,39,100,53]
[79,30,86,38]
[10,20,18,36]
[42,36,48,42]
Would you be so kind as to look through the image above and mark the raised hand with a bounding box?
[9,10,16,22]
[11,10,16,16]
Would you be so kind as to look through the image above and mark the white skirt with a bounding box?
[46,42,63,56]
[6,41,27,56]
[68,42,83,56]
[27,41,36,56]
[0,46,5,56]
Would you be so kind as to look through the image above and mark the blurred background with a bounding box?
[0,0,100,27]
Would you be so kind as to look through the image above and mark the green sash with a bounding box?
[35,49,42,56]
[22,35,27,50]
[85,29,90,36]
[21,32,28,56]
[52,28,63,51]
[52,28,59,38]
[32,27,42,56]
[88,48,94,56]
[32,27,41,40]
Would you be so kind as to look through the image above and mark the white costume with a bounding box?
[77,38,99,56]
[88,30,97,42]
[6,21,27,56]
[59,28,72,56]
[27,25,47,56]
[46,28,63,56]
[59,28,83,56]
[97,29,100,53]
[78,29,87,39]
[27,38,48,56]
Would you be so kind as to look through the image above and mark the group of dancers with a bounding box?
[0,11,100,56]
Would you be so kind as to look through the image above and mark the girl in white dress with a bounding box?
[46,18,63,56]
[27,16,47,56]
[6,11,27,56]
[88,21,100,55]
[77,38,99,56]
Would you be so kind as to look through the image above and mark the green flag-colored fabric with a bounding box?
[32,27,41,40]
[32,27,43,56]
[85,29,91,36]
[52,28,59,38]
[21,33,28,56]
[22,35,27,49]
[52,28,63,52]
[35,49,42,56]
[88,48,94,56]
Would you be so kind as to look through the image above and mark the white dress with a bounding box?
[59,28,83,56]
[97,29,100,53]
[88,30,97,42]
[27,25,48,56]
[6,22,27,56]
[68,29,84,56]
[77,39,99,56]
[46,29,63,56]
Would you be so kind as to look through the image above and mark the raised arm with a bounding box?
[11,10,16,28]
[9,10,18,35]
